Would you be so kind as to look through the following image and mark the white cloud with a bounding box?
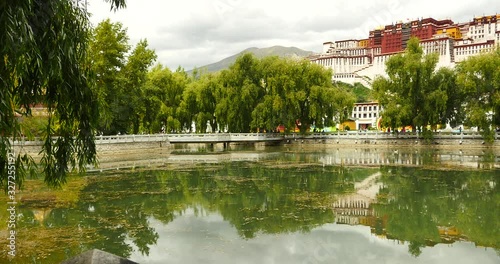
[127,213,500,264]
[87,0,500,71]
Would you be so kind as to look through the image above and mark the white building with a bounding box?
[352,102,381,130]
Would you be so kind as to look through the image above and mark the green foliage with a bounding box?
[334,81,373,103]
[122,39,157,134]
[373,37,462,137]
[143,65,189,133]
[84,51,354,136]
[376,166,499,255]
[188,73,220,132]
[433,67,464,127]
[0,0,125,189]
[89,19,131,134]
[217,53,264,132]
[103,0,127,10]
[172,54,357,134]
[178,84,198,132]
[421,128,434,143]
[456,48,500,143]
[212,54,355,133]
[19,116,49,139]
[286,59,355,133]
[6,161,498,262]
[89,20,157,135]
[373,37,436,129]
[374,38,499,143]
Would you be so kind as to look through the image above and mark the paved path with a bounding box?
[11,131,499,146]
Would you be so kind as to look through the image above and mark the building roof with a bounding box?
[454,39,495,48]
[354,101,379,106]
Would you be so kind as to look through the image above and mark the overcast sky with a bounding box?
[87,0,499,71]
[127,211,499,264]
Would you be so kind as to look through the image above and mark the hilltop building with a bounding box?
[311,14,500,87]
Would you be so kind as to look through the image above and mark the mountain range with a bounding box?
[188,46,314,73]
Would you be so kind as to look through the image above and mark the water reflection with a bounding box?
[92,146,500,171]
[374,166,499,255]
[1,148,499,263]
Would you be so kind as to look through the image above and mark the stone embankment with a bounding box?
[9,132,499,172]
[11,131,500,157]
[285,131,500,149]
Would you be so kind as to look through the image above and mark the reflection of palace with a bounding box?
[333,172,381,226]
[32,208,53,225]
[319,148,498,169]
[332,172,474,247]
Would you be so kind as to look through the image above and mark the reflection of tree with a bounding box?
[375,166,499,256]
[75,174,167,257]
[157,163,376,239]
[479,149,497,169]
[74,163,498,258]
[8,161,498,263]
[408,241,424,257]
[13,163,376,261]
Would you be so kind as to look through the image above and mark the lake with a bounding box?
[1,145,499,263]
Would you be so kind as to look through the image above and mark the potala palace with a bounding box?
[311,14,500,88]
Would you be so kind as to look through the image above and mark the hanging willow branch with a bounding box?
[0,0,126,190]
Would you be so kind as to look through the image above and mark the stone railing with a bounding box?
[10,131,499,146]
[286,130,498,140]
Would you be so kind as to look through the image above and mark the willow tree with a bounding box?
[122,40,157,134]
[89,19,130,134]
[216,53,264,132]
[250,56,291,132]
[456,48,500,143]
[287,59,355,133]
[178,73,221,133]
[252,56,355,133]
[372,37,453,133]
[143,65,189,133]
[1,0,126,189]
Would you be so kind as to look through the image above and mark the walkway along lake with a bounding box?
[12,131,500,147]
[11,131,500,161]
[1,143,499,263]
